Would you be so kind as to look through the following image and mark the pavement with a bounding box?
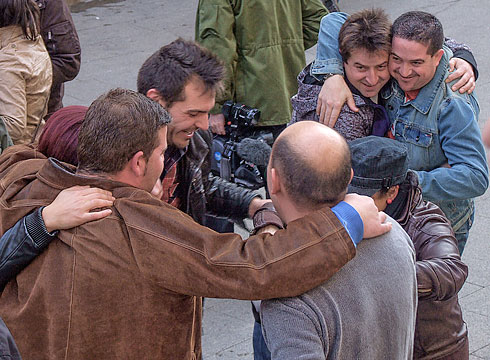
[64,0,490,358]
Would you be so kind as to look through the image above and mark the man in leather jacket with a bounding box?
[34,0,81,118]
[138,38,267,224]
[349,136,469,360]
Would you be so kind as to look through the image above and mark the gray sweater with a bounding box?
[261,218,417,360]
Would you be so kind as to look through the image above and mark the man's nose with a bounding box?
[365,69,379,85]
[196,114,209,130]
[398,63,412,77]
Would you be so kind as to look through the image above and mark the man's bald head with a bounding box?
[270,121,352,210]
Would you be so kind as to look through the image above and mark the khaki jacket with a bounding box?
[195,0,327,126]
[0,146,355,360]
[0,25,52,144]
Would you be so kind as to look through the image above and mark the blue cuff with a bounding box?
[331,201,364,247]
[310,59,344,77]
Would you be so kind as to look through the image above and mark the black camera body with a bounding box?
[221,100,260,138]
[207,101,273,233]
[210,101,267,190]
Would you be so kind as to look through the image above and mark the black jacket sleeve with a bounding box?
[0,208,56,291]
[444,37,479,80]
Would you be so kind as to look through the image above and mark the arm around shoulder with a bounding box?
[0,209,55,291]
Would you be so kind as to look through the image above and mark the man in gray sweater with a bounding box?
[260,121,417,359]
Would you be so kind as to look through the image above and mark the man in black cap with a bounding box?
[348,135,469,360]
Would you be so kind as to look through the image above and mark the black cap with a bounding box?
[348,136,409,196]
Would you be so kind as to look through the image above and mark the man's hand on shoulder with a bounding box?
[316,74,358,127]
[343,193,391,239]
[42,186,114,233]
[447,58,475,94]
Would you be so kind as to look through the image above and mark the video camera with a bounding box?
[221,100,260,139]
[210,101,272,190]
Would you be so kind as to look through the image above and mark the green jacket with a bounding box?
[195,0,327,126]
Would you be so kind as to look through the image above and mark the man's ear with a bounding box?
[146,89,167,107]
[433,49,444,67]
[387,185,400,202]
[268,167,282,196]
[129,150,147,178]
[348,168,354,184]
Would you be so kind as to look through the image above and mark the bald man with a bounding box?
[259,121,418,360]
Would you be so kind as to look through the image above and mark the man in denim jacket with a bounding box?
[311,11,488,253]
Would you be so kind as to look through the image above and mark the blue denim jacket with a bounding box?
[312,12,489,230]
[382,50,488,229]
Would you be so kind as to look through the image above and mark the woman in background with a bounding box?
[0,0,52,145]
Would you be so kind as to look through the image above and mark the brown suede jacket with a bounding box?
[0,146,355,360]
[393,171,468,359]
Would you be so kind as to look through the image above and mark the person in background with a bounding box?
[195,0,328,139]
[0,0,52,145]
[290,8,392,141]
[137,38,268,227]
[34,0,81,118]
[0,105,114,290]
[349,136,469,360]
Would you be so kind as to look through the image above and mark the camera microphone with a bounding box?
[236,138,272,168]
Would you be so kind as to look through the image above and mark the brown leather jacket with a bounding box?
[34,0,81,117]
[392,171,468,359]
[0,146,355,360]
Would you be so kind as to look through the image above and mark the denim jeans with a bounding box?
[253,320,271,360]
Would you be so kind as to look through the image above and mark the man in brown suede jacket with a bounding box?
[0,89,388,359]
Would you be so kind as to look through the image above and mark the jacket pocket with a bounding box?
[398,122,433,148]
[42,20,80,55]
[394,121,436,170]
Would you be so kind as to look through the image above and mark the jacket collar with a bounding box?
[185,130,209,164]
[38,158,136,193]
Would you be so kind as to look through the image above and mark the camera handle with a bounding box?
[219,139,236,182]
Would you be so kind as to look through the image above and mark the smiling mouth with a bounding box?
[183,130,195,138]
[397,74,416,80]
